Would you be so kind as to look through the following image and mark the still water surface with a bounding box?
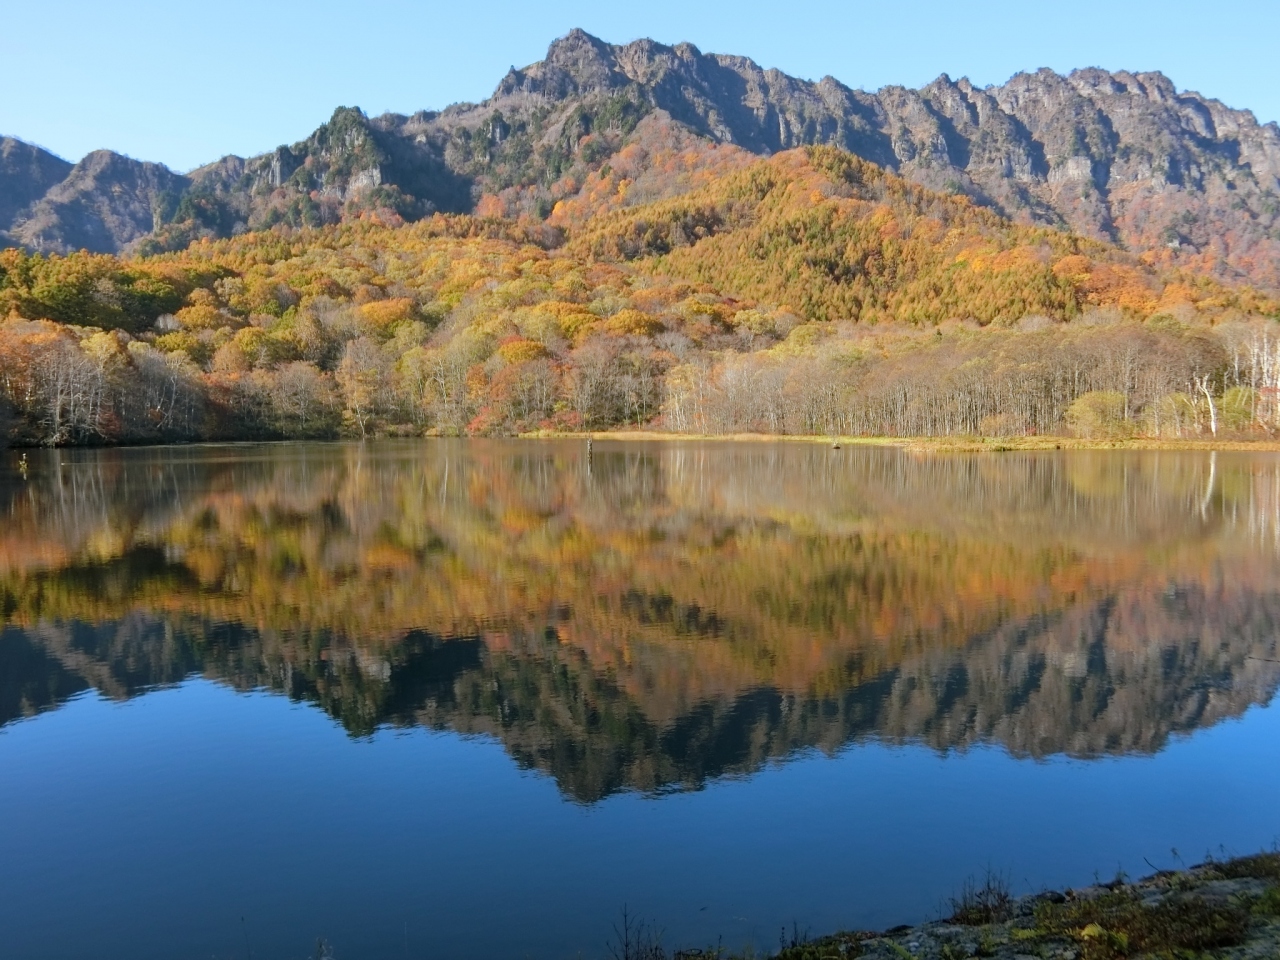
[0,440,1278,959]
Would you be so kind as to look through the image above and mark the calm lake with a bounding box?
[1,440,1278,960]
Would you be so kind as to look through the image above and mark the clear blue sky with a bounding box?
[5,0,1278,173]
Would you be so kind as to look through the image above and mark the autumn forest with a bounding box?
[4,109,1280,446]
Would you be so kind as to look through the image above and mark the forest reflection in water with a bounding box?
[1,440,1278,802]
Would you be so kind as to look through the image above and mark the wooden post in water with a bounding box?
[586,437,593,475]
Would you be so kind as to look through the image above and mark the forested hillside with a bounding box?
[2,138,1280,445]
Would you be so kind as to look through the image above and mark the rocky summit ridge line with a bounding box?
[4,28,1280,287]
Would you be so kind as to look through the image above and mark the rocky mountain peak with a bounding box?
[0,137,73,233]
[6,148,187,254]
[5,31,1280,288]
[517,28,621,98]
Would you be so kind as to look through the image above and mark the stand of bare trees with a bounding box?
[3,309,1279,445]
[2,323,214,445]
[662,320,1279,439]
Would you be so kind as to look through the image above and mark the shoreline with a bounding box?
[6,432,1280,455]
[701,851,1280,960]
[527,430,1280,454]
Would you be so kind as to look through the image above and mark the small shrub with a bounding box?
[949,871,1014,925]
[607,907,667,960]
[1221,385,1258,432]
[1065,391,1132,439]
[1143,391,1199,437]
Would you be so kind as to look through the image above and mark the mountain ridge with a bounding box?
[4,29,1280,287]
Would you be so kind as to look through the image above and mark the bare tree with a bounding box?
[336,337,391,438]
[271,362,340,437]
[1195,375,1218,436]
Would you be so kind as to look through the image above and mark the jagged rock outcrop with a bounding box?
[172,106,473,245]
[5,149,187,253]
[4,29,1280,285]
[484,31,1280,284]
[0,137,73,244]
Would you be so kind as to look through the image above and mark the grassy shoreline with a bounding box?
[646,851,1280,960]
[6,431,1280,455]
[525,430,1280,454]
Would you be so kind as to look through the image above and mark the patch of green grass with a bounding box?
[1252,885,1280,918]
[975,930,999,957]
[1033,889,1250,960]
[773,937,862,960]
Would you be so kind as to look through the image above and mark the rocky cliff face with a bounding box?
[1,147,187,253]
[5,29,1280,286]
[173,106,473,243]
[487,31,1280,285]
[0,137,73,243]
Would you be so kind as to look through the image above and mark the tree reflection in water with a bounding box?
[1,440,1278,801]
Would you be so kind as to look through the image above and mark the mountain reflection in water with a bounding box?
[1,441,1278,802]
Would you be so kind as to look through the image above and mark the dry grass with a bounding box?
[1032,889,1252,960]
[949,872,1016,926]
[1209,851,1280,882]
[521,429,1280,453]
